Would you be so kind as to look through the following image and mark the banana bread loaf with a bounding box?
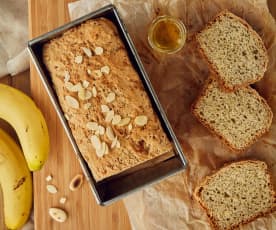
[43,18,173,181]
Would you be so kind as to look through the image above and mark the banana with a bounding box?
[0,84,49,171]
[0,128,32,229]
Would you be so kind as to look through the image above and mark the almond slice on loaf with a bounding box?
[194,160,276,230]
[196,10,268,91]
[191,77,272,152]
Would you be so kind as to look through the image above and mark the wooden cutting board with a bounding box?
[29,0,131,229]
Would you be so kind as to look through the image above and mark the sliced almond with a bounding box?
[46,175,53,182]
[94,46,103,55]
[64,71,70,82]
[106,126,115,141]
[65,95,79,109]
[82,80,90,88]
[103,142,109,155]
[69,174,84,191]
[134,115,148,126]
[59,197,67,204]
[81,47,92,57]
[47,185,58,194]
[112,114,121,125]
[105,110,114,123]
[86,122,98,131]
[84,103,91,110]
[96,144,105,157]
[106,92,115,103]
[92,86,97,97]
[116,140,121,148]
[49,208,67,223]
[98,125,105,135]
[91,135,101,150]
[101,104,109,113]
[65,81,74,91]
[74,55,83,64]
[78,88,86,100]
[70,82,83,92]
[117,117,131,126]
[78,89,92,100]
[93,70,103,79]
[95,130,100,136]
[128,123,133,131]
[87,69,92,75]
[100,66,110,75]
[111,136,118,149]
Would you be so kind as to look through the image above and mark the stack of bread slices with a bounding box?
[191,10,275,230]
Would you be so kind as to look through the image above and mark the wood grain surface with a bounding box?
[28,0,131,229]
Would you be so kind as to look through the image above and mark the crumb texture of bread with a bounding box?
[42,18,173,181]
[197,11,268,90]
[195,160,276,230]
[192,78,272,151]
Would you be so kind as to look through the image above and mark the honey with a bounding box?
[148,15,186,54]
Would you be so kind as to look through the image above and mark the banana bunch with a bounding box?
[0,83,50,229]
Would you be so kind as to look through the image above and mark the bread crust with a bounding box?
[191,76,273,153]
[193,160,276,230]
[196,10,269,92]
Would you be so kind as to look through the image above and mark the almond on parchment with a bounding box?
[74,55,83,64]
[81,47,92,57]
[65,95,79,109]
[134,115,148,126]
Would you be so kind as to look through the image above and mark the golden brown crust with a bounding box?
[195,10,269,92]
[193,160,276,230]
[42,18,173,181]
[191,76,273,153]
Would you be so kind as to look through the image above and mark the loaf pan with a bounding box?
[28,4,187,205]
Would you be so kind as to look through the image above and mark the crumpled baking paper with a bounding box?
[69,0,276,229]
[0,0,29,77]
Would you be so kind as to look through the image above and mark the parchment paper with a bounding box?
[69,0,276,229]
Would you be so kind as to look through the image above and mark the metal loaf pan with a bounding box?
[28,4,188,205]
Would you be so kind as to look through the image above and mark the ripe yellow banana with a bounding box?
[0,128,32,229]
[0,83,49,171]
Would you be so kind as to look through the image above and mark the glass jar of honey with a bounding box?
[148,15,187,54]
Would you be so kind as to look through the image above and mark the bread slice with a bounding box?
[194,160,276,230]
[196,10,268,91]
[191,77,272,152]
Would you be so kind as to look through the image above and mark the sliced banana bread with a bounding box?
[194,160,276,230]
[191,77,272,152]
[196,10,268,91]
